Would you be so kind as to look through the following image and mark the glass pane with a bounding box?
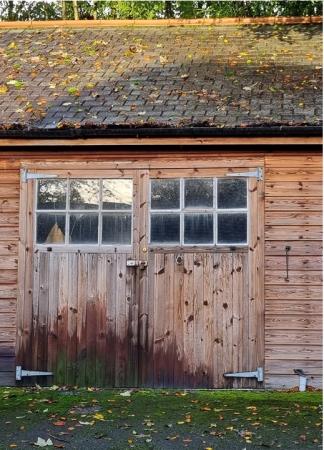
[218,213,247,244]
[184,214,213,244]
[102,179,132,210]
[36,213,66,244]
[184,179,213,208]
[69,214,98,244]
[218,179,247,209]
[151,179,180,210]
[102,213,131,245]
[37,179,67,210]
[150,214,180,243]
[70,180,99,210]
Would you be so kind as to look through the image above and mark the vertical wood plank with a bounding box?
[76,253,87,386]
[86,254,98,386]
[57,254,68,384]
[115,253,127,387]
[193,253,205,387]
[47,253,59,379]
[153,253,165,388]
[203,253,214,388]
[105,254,116,387]
[66,253,78,385]
[173,253,184,387]
[183,253,195,387]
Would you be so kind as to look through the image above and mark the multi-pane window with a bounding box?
[36,178,133,245]
[150,178,248,245]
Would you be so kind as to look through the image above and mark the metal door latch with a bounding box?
[223,367,263,382]
[126,260,147,269]
[16,366,53,381]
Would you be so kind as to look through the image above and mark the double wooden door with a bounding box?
[17,165,264,388]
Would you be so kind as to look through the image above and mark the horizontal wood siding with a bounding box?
[264,154,322,389]
[0,166,19,385]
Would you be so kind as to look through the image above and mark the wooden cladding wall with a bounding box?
[0,166,19,385]
[264,155,323,389]
[0,151,322,388]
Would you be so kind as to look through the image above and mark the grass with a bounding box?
[0,388,322,449]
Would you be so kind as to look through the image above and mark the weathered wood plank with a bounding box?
[265,315,321,330]
[265,181,322,197]
[0,242,18,256]
[265,155,322,168]
[0,256,18,270]
[265,255,322,270]
[0,299,16,313]
[265,168,322,182]
[265,198,322,211]
[265,211,322,226]
[173,253,184,387]
[266,329,322,345]
[265,225,322,240]
[265,240,323,256]
[0,198,19,212]
[265,300,322,315]
[265,375,322,389]
[265,285,322,300]
[265,270,322,285]
[265,359,322,375]
[183,253,195,388]
[266,345,322,360]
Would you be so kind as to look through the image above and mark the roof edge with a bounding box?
[0,15,322,29]
[0,126,321,140]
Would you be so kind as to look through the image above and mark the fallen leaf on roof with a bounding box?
[34,438,53,447]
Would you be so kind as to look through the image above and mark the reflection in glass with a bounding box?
[150,214,180,243]
[69,214,98,244]
[37,213,66,244]
[102,179,132,210]
[218,213,247,244]
[70,180,99,210]
[185,179,213,208]
[151,179,180,210]
[184,214,213,244]
[37,179,67,210]
[102,213,131,244]
[218,179,247,209]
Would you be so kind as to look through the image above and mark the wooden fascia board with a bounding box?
[0,16,322,29]
[0,137,322,147]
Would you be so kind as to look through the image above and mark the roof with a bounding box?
[0,22,322,137]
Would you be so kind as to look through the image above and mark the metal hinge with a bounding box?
[16,366,53,381]
[226,167,263,181]
[223,367,264,382]
[21,169,58,183]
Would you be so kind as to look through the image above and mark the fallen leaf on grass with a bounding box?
[120,390,132,397]
[53,421,65,427]
[34,438,53,447]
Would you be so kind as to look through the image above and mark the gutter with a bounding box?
[0,126,322,140]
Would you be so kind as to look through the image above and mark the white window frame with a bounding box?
[34,178,133,249]
[149,177,249,247]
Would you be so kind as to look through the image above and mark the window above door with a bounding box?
[149,178,248,246]
[35,178,133,246]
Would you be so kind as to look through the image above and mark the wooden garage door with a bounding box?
[16,166,264,388]
[139,171,264,388]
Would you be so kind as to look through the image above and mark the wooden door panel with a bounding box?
[146,250,252,388]
[23,252,137,387]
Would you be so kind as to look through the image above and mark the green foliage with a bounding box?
[0,0,322,21]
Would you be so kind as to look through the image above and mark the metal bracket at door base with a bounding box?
[16,366,53,381]
[223,367,263,382]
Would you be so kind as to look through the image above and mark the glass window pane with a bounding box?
[37,213,66,244]
[102,213,131,245]
[184,214,213,244]
[150,214,180,243]
[184,179,213,208]
[218,213,247,244]
[218,179,247,209]
[70,180,99,210]
[69,214,98,244]
[37,179,67,210]
[102,179,132,210]
[151,179,180,210]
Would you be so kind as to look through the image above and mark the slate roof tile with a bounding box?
[0,23,322,131]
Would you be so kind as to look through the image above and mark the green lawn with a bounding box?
[0,388,322,449]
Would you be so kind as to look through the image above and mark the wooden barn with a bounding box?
[0,18,322,389]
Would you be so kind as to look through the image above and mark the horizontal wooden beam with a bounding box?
[0,16,321,29]
[0,136,322,147]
